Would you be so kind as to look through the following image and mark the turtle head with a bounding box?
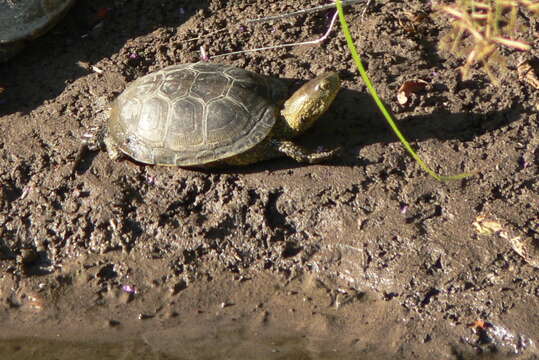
[281,72,341,137]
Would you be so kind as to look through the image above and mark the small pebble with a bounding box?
[138,313,154,320]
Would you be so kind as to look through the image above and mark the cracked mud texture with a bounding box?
[0,0,538,359]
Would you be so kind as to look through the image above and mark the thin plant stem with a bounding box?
[335,0,475,181]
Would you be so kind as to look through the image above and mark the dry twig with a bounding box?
[184,0,365,59]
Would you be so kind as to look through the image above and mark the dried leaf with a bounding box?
[473,215,503,235]
[474,214,539,268]
[96,7,111,19]
[397,79,428,106]
[503,232,539,268]
[517,60,539,89]
[467,320,491,329]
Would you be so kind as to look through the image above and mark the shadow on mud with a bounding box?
[0,0,209,116]
[1,335,394,360]
[0,333,520,360]
[199,86,525,174]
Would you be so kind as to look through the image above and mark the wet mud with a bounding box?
[0,0,538,359]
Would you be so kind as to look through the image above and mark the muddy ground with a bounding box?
[0,0,538,359]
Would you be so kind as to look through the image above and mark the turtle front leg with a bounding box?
[271,140,340,164]
[72,126,111,175]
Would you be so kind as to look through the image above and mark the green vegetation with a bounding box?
[334,0,537,180]
[335,0,475,181]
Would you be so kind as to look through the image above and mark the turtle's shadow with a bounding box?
[202,86,525,174]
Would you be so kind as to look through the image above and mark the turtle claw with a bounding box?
[81,126,104,151]
[103,136,122,161]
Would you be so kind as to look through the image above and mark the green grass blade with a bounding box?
[335,0,475,181]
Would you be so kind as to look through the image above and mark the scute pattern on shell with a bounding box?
[108,63,286,165]
[0,0,75,43]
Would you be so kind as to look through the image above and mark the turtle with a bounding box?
[104,62,341,167]
[0,0,76,62]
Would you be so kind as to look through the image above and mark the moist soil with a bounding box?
[0,0,538,359]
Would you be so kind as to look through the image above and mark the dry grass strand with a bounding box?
[439,0,538,84]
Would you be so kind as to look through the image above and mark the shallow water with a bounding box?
[0,335,389,360]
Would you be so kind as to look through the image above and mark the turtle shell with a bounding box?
[107,63,288,166]
[0,0,75,43]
